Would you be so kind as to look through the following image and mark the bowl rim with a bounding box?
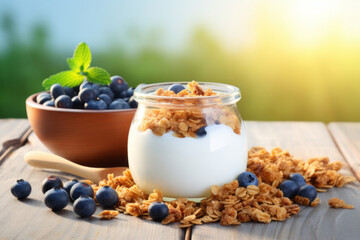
[26,92,137,113]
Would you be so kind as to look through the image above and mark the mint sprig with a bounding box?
[42,42,111,90]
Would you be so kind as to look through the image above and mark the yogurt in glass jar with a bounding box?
[128,81,247,198]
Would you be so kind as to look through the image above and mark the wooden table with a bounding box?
[0,120,359,240]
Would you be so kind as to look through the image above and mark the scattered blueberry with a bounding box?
[50,83,65,99]
[79,88,96,102]
[279,180,299,199]
[70,182,94,201]
[110,76,128,93]
[289,173,306,187]
[109,101,130,109]
[11,179,32,200]
[169,84,185,94]
[297,185,317,203]
[64,87,75,98]
[36,93,52,104]
[71,96,83,109]
[43,100,55,107]
[44,187,69,211]
[128,96,138,108]
[236,171,259,187]
[42,176,63,194]
[63,179,79,195]
[98,94,112,106]
[96,186,119,208]
[99,86,114,99]
[55,95,73,108]
[73,195,97,218]
[148,201,169,221]
[196,126,207,137]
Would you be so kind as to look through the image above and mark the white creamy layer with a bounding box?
[128,123,247,198]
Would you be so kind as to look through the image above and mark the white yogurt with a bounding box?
[128,124,247,198]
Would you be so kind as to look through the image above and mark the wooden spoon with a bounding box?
[24,151,127,182]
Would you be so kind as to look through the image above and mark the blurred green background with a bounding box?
[1,0,359,121]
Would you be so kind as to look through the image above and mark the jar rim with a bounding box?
[134,82,241,107]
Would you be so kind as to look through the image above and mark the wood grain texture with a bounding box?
[328,122,360,180]
[192,121,360,240]
[0,126,184,240]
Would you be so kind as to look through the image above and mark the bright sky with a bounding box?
[1,0,360,51]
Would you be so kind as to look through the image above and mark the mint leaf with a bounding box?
[42,70,85,90]
[85,67,111,85]
[67,42,92,72]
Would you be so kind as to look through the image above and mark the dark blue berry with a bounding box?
[96,186,119,208]
[98,94,112,106]
[128,96,138,108]
[50,84,65,99]
[91,84,100,97]
[99,86,114,99]
[297,185,317,204]
[109,101,130,109]
[126,87,134,97]
[11,179,31,200]
[55,95,73,108]
[42,176,63,194]
[115,90,127,99]
[73,85,80,94]
[64,87,75,98]
[110,76,128,93]
[80,81,93,91]
[73,195,96,218]
[70,182,94,201]
[43,100,55,107]
[289,173,306,187]
[97,99,107,110]
[36,93,52,104]
[84,99,106,110]
[196,126,207,137]
[71,96,83,109]
[44,187,69,211]
[79,88,96,102]
[123,97,130,102]
[148,201,169,221]
[63,179,79,195]
[236,171,259,188]
[169,84,185,94]
[279,180,299,199]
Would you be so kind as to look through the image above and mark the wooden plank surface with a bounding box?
[328,122,360,180]
[192,121,360,240]
[0,125,185,240]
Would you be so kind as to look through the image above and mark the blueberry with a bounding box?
[43,100,55,107]
[115,90,127,99]
[98,94,112,106]
[236,171,259,188]
[99,86,114,99]
[297,185,317,203]
[148,201,169,221]
[123,97,130,103]
[80,80,93,90]
[79,88,96,102]
[64,87,75,98]
[36,93,52,104]
[73,85,80,94]
[96,186,119,208]
[279,180,299,199]
[70,182,94,201]
[289,173,306,187]
[11,179,31,200]
[55,95,73,108]
[91,84,100,97]
[196,126,207,137]
[71,96,83,109]
[63,179,79,195]
[84,99,106,110]
[126,87,134,97]
[110,76,128,93]
[73,195,96,218]
[128,96,138,108]
[97,100,107,110]
[50,83,65,99]
[109,101,130,109]
[44,187,69,211]
[42,176,63,194]
[169,84,185,94]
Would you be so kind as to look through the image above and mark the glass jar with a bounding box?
[128,82,247,198]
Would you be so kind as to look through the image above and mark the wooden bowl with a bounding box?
[26,92,136,167]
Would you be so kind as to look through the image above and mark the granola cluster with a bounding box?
[89,147,356,227]
[328,198,354,209]
[138,81,241,138]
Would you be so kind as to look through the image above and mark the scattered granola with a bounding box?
[98,210,119,219]
[328,198,354,209]
[89,147,356,227]
[138,81,241,138]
